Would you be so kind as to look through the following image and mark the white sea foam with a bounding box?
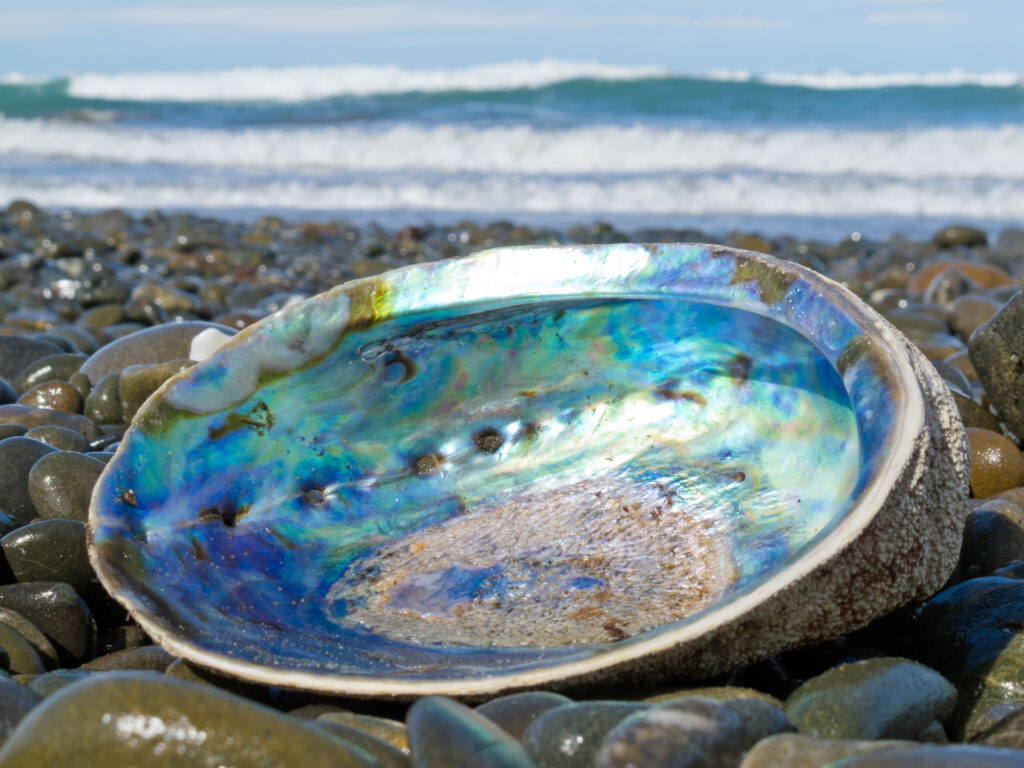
[4,118,1024,180]
[709,68,1021,89]
[64,60,670,102]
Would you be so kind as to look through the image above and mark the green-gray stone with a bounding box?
[524,701,649,768]
[0,337,62,383]
[0,582,96,665]
[0,437,56,524]
[23,424,90,453]
[833,743,1024,766]
[0,672,377,767]
[119,359,194,423]
[0,675,41,748]
[0,623,44,675]
[76,303,124,328]
[476,692,573,739]
[317,711,408,752]
[0,519,92,594]
[0,608,58,669]
[0,423,26,439]
[960,500,1024,578]
[12,353,87,394]
[739,734,917,768]
[83,372,123,425]
[80,645,175,672]
[28,451,106,523]
[969,288,1024,440]
[313,718,411,768]
[783,657,956,740]
[0,404,100,440]
[408,696,537,768]
[25,669,90,698]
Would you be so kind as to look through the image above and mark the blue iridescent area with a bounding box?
[89,244,900,684]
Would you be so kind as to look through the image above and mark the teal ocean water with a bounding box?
[1,61,1023,238]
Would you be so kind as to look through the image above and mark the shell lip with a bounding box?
[87,242,922,696]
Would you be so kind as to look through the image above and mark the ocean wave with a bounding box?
[711,68,1022,89]
[63,60,670,102]
[2,170,1022,220]
[4,118,1024,180]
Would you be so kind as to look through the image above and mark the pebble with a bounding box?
[80,645,174,672]
[406,695,537,768]
[782,657,956,740]
[16,380,83,413]
[965,427,1024,498]
[0,582,96,666]
[0,608,58,669]
[0,622,46,675]
[969,287,1024,439]
[12,352,88,394]
[0,519,93,594]
[118,359,194,422]
[950,295,1002,341]
[0,379,16,405]
[908,258,1010,294]
[0,676,41,748]
[959,499,1024,578]
[312,718,410,767]
[0,671,378,767]
[25,668,90,697]
[316,710,409,752]
[83,372,123,425]
[0,403,100,440]
[0,436,56,524]
[23,424,91,452]
[738,733,915,768]
[524,702,650,768]
[933,225,988,248]
[0,337,62,382]
[476,692,574,739]
[27,451,106,523]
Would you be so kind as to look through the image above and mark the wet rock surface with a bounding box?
[0,205,1021,764]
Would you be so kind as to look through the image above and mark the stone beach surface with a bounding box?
[0,201,1024,765]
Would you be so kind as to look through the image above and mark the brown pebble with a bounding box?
[966,427,1024,498]
[990,487,1024,508]
[16,381,83,414]
[908,259,1011,294]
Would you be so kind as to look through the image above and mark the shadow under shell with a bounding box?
[92,293,859,679]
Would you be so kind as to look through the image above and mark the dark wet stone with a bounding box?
[969,288,1024,439]
[966,427,1024,498]
[0,404,100,440]
[96,624,149,656]
[28,450,106,523]
[0,622,44,675]
[317,711,408,752]
[83,372,123,425]
[0,672,376,766]
[25,669,91,698]
[0,337,62,382]
[0,608,58,670]
[476,692,574,740]
[119,359,194,422]
[16,381,83,414]
[783,657,956,740]
[933,225,988,248]
[719,697,791,745]
[80,645,174,672]
[0,437,56,524]
[313,718,410,767]
[524,701,649,768]
[0,675,41,748]
[408,696,537,768]
[830,743,1024,766]
[0,520,92,594]
[960,500,1024,578]
[952,391,1003,433]
[0,379,16,405]
[902,576,1024,739]
[45,326,98,356]
[12,352,87,395]
[0,582,96,665]
[23,424,90,453]
[78,321,235,384]
[595,698,744,768]
[739,734,918,768]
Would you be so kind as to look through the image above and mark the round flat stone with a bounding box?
[316,711,408,752]
[28,451,106,523]
[0,676,41,748]
[739,734,917,768]
[831,744,1024,766]
[476,692,573,740]
[960,500,1024,578]
[119,359,194,423]
[0,623,44,676]
[26,669,90,698]
[23,425,90,453]
[0,608,58,669]
[311,719,410,768]
[12,353,87,395]
[0,337,62,383]
[0,404,99,441]
[965,428,1024,499]
[16,381,83,414]
[524,702,650,768]
[407,696,537,768]
[83,373,123,426]
[0,582,96,666]
[78,321,235,384]
[0,380,16,405]
[0,437,56,524]
[0,520,92,594]
[80,645,175,672]
[783,657,956,740]
[0,672,377,767]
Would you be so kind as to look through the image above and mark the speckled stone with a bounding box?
[476,692,574,740]
[969,288,1024,439]
[0,404,100,440]
[83,372,123,425]
[950,295,1003,341]
[965,428,1024,498]
[783,657,956,740]
[0,582,96,666]
[0,609,58,670]
[28,451,106,523]
[524,702,650,768]
[0,519,92,594]
[595,698,745,768]
[902,575,1024,739]
[0,437,56,524]
[407,696,537,768]
[0,676,41,748]
[960,500,1024,578]
[0,337,62,383]
[23,425,90,453]
[16,381,83,414]
[0,424,25,439]
[118,359,194,423]
[12,353,87,395]
[77,321,235,384]
[0,672,377,767]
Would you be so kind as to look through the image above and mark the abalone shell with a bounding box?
[88,244,969,696]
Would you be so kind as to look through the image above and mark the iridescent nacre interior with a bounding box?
[91,245,899,683]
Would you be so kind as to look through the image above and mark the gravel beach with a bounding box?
[1,200,1024,766]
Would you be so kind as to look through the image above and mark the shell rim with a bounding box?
[87,243,922,697]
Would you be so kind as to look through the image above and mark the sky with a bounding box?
[0,0,1019,76]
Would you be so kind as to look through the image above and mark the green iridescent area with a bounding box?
[89,244,899,686]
